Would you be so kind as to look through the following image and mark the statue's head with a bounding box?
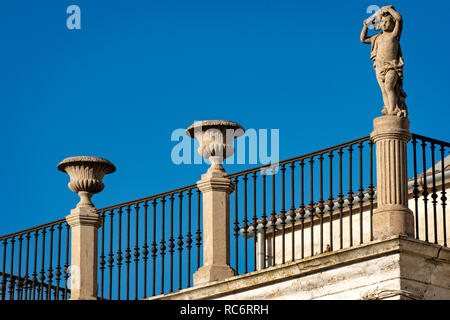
[380,13,395,32]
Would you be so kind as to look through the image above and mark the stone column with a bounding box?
[186,120,245,285]
[195,171,235,285]
[58,156,115,300]
[370,115,414,239]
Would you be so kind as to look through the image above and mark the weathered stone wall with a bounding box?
[148,236,450,300]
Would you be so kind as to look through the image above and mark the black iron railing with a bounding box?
[0,133,448,300]
[228,136,376,273]
[96,184,202,300]
[227,134,449,275]
[410,134,449,246]
[0,219,71,300]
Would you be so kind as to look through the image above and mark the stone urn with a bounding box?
[186,120,245,177]
[57,156,116,208]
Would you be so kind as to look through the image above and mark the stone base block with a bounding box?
[373,206,414,240]
[193,264,235,286]
[69,292,98,300]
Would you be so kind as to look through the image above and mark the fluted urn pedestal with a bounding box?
[186,120,245,285]
[58,156,115,300]
[370,116,414,239]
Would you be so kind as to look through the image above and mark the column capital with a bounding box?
[370,115,411,143]
[196,177,234,194]
[65,206,102,229]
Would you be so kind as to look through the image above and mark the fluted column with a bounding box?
[58,156,115,300]
[370,116,414,239]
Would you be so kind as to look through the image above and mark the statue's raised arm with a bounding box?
[360,19,372,44]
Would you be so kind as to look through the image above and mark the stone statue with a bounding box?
[361,5,408,118]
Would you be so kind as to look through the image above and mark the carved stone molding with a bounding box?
[187,120,244,178]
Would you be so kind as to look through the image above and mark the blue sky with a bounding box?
[0,0,449,235]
